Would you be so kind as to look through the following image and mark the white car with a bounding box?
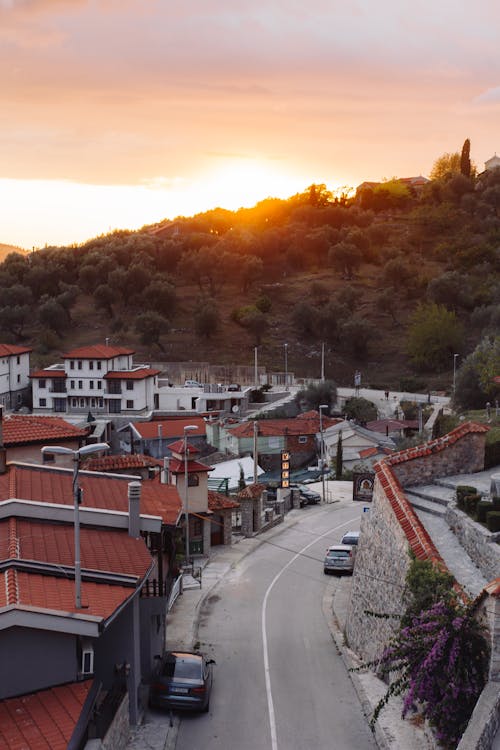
[184,380,202,388]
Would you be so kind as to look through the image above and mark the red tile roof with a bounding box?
[104,368,160,380]
[0,518,152,578]
[0,679,92,750]
[228,413,341,438]
[365,419,418,433]
[131,417,207,439]
[168,438,201,456]
[82,454,163,471]
[0,464,182,526]
[385,421,489,466]
[2,415,88,446]
[61,345,135,359]
[208,491,240,511]
[168,457,211,474]
[1,570,135,618]
[30,369,66,379]
[237,483,265,498]
[374,461,443,564]
[0,344,32,357]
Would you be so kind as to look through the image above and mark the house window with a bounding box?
[109,400,121,413]
[17,374,20,383]
[98,398,104,408]
[126,400,134,409]
[193,519,202,535]
[70,360,75,369]
[78,381,83,389]
[39,379,46,389]
[78,361,82,370]
[70,380,75,389]
[53,398,65,412]
[298,436,308,444]
[89,361,94,370]
[79,398,85,408]
[90,380,94,389]
[39,398,46,407]
[188,473,199,487]
[97,361,102,370]
[97,381,102,389]
[90,398,97,408]
[16,356,20,364]
[72,398,78,408]
[126,380,134,390]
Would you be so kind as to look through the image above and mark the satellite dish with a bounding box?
[232,405,240,414]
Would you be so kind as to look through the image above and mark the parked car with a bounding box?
[291,483,321,505]
[184,380,202,388]
[149,651,215,713]
[227,383,241,391]
[323,544,355,574]
[341,530,360,546]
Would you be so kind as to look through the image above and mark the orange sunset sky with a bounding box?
[1,0,500,250]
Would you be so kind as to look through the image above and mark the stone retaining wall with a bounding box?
[446,505,500,584]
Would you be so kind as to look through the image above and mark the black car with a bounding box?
[291,483,321,505]
[150,651,215,713]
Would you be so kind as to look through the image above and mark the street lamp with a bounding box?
[453,354,459,395]
[284,343,288,390]
[319,404,328,503]
[41,442,110,609]
[183,425,199,565]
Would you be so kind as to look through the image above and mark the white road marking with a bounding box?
[261,515,360,750]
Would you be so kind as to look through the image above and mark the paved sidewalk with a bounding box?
[125,485,430,750]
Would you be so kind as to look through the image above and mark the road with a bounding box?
[176,501,376,750]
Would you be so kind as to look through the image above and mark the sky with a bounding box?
[1,0,500,250]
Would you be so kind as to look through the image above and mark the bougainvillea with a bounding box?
[368,599,489,748]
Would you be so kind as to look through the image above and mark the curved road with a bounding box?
[176,502,376,750]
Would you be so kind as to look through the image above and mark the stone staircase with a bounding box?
[405,483,456,518]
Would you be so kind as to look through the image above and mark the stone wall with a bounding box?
[345,478,412,663]
[446,505,500,584]
[390,432,486,488]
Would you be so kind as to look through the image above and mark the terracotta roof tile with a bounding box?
[0,464,182,526]
[228,413,341,438]
[0,518,152,577]
[385,421,489,466]
[2,415,88,446]
[237,483,265,499]
[61,345,134,359]
[208,491,240,511]
[82,454,163,471]
[0,680,92,750]
[29,369,66,379]
[104,368,160,380]
[0,344,32,357]
[131,417,207,439]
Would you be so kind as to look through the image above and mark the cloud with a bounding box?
[474,86,500,104]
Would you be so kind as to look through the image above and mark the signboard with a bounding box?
[353,471,374,502]
[281,451,290,488]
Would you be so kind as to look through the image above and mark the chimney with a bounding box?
[128,481,141,538]
[0,406,6,475]
[161,457,170,484]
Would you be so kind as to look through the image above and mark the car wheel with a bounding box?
[203,699,210,713]
[323,568,329,575]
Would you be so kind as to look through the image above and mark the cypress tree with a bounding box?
[460,138,471,178]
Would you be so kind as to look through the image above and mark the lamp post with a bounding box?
[453,353,459,396]
[41,442,110,609]
[319,404,328,503]
[254,346,258,388]
[183,425,199,565]
[284,343,288,390]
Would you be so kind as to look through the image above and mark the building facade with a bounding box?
[0,344,32,410]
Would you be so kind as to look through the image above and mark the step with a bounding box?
[406,485,452,506]
[406,492,447,518]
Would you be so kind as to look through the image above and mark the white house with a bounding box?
[322,419,395,472]
[31,344,160,417]
[156,380,250,415]
[484,153,500,171]
[0,344,32,410]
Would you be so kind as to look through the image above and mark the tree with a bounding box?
[134,311,169,350]
[406,303,464,372]
[328,241,362,279]
[343,397,377,425]
[460,138,471,178]
[38,298,68,335]
[430,152,461,181]
[194,299,220,339]
[340,317,374,358]
[454,336,500,409]
[294,380,337,412]
[335,431,343,478]
[239,308,268,346]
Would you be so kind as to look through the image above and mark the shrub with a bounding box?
[476,500,494,524]
[464,493,481,516]
[456,485,477,510]
[486,511,500,532]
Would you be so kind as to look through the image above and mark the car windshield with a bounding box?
[327,549,349,558]
[162,654,203,680]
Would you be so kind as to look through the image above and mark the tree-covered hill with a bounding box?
[0,175,499,398]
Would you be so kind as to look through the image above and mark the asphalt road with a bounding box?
[176,501,376,750]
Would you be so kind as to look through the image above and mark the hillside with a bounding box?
[0,244,28,263]
[0,178,499,394]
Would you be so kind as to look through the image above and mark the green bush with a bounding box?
[465,493,481,516]
[456,485,477,510]
[486,511,500,532]
[476,500,494,523]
